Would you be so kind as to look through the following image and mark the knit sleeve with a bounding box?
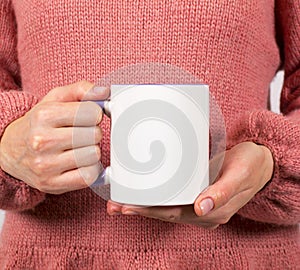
[227,1,300,226]
[0,0,45,211]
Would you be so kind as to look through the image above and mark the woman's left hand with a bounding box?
[106,142,274,229]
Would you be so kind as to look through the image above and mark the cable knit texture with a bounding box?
[0,0,299,269]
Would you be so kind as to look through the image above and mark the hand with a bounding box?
[0,81,109,194]
[107,142,274,229]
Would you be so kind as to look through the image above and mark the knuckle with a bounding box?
[33,105,52,123]
[217,189,231,206]
[81,101,103,125]
[85,103,103,125]
[238,163,252,180]
[81,169,94,185]
[28,133,47,152]
[167,215,177,222]
[77,80,92,93]
[167,208,182,222]
[31,157,51,175]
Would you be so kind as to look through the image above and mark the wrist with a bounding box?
[259,144,274,185]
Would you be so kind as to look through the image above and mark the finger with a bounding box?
[33,101,104,127]
[31,145,101,177]
[197,188,255,225]
[194,164,251,217]
[31,127,102,153]
[50,163,102,194]
[107,200,123,215]
[81,87,111,101]
[58,145,101,172]
[72,101,104,126]
[120,204,219,228]
[42,80,110,103]
[62,126,102,150]
[109,202,220,227]
[121,205,191,221]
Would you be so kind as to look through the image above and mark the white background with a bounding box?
[0,71,284,231]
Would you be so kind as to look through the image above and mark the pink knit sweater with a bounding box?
[0,1,299,269]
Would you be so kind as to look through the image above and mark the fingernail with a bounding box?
[92,86,107,94]
[91,169,106,187]
[199,198,214,216]
[123,210,139,215]
[110,205,119,211]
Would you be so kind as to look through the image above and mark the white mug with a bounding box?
[95,84,209,206]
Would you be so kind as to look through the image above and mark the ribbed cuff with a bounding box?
[0,90,39,137]
[227,110,300,225]
[0,170,45,211]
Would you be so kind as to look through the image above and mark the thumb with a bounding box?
[42,80,110,103]
[194,166,246,217]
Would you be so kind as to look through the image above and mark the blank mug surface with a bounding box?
[105,84,209,206]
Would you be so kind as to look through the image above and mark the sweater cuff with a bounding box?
[0,170,45,211]
[0,90,39,137]
[227,110,300,225]
[0,90,45,211]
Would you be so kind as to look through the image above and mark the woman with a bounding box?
[0,0,299,269]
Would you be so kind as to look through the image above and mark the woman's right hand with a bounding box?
[0,81,109,194]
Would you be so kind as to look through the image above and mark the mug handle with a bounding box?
[93,100,111,117]
[88,100,112,187]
